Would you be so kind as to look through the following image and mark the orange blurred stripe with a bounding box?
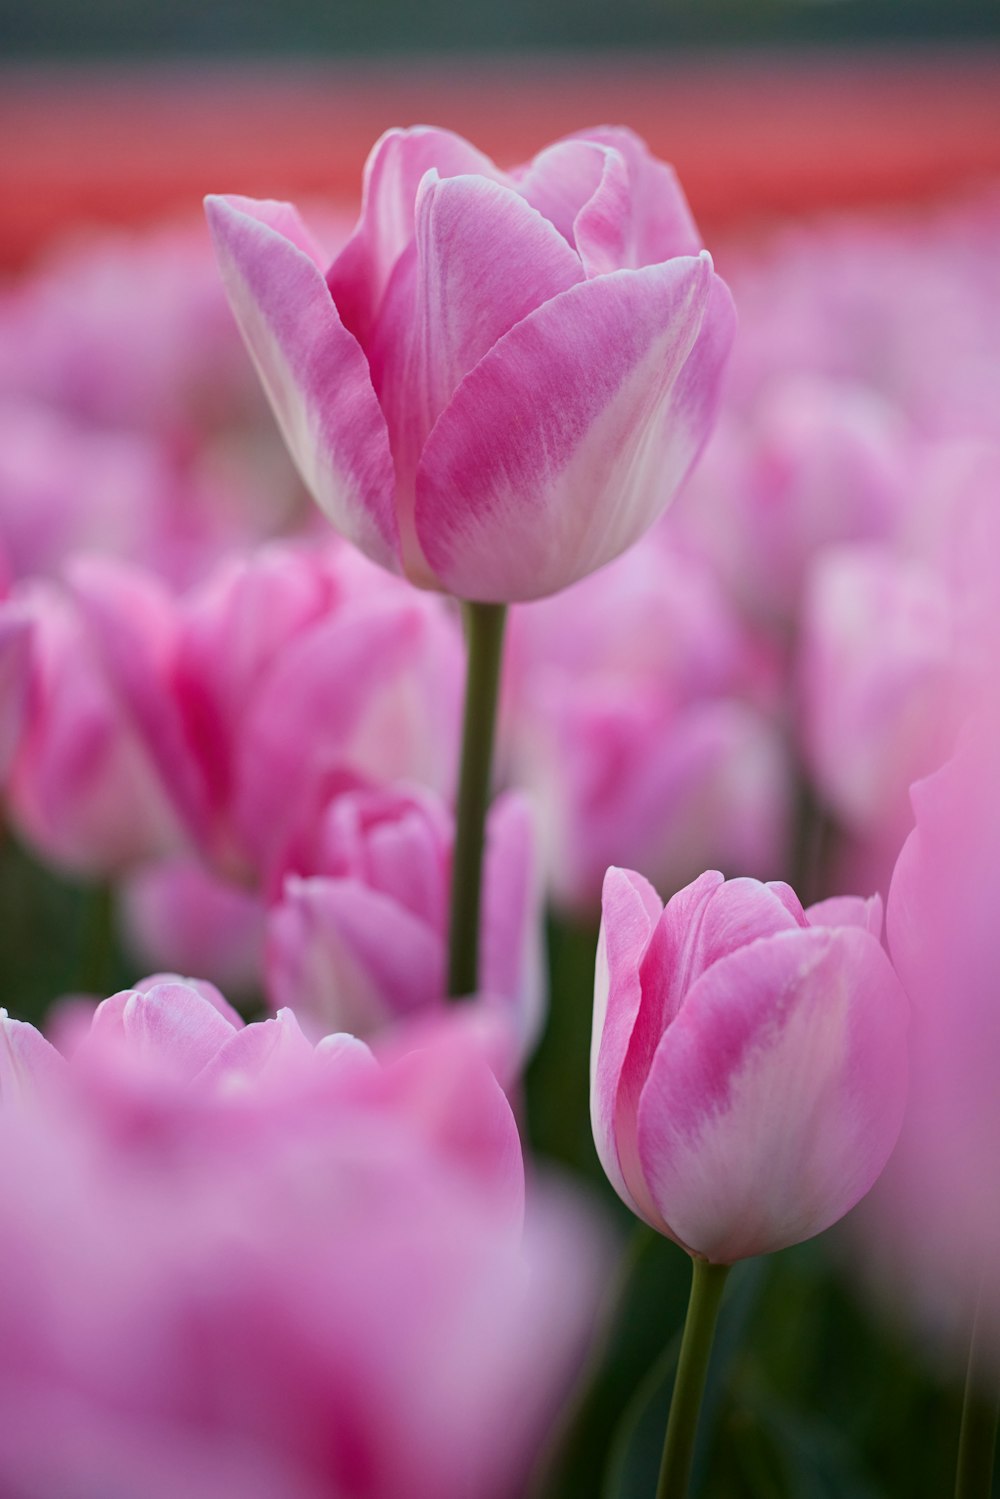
[2,50,1000,266]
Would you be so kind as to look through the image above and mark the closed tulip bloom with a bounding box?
[592,867,908,1263]
[205,125,734,602]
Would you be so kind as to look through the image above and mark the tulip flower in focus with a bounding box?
[592,866,909,1264]
[0,977,605,1499]
[205,125,735,602]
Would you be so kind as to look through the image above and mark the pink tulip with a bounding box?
[65,540,462,888]
[265,783,542,1062]
[205,125,734,602]
[592,866,908,1263]
[0,979,605,1499]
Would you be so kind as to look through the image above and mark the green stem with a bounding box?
[657,1258,731,1499]
[955,1284,999,1499]
[80,879,116,996]
[447,601,507,998]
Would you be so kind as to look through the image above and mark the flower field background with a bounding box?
[2,44,1000,1499]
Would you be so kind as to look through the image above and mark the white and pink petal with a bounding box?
[205,195,399,573]
[636,926,909,1262]
[415,255,734,602]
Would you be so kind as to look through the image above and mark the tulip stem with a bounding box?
[657,1258,730,1499]
[447,601,507,998]
[955,1282,999,1499]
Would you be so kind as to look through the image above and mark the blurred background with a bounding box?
[3,2,1000,267]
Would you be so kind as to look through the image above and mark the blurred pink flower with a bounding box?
[266,782,542,1064]
[798,543,956,841]
[880,707,1000,1340]
[0,219,262,439]
[122,859,267,997]
[592,866,908,1263]
[720,195,1000,443]
[503,534,789,912]
[3,572,187,875]
[205,125,734,601]
[0,977,606,1499]
[53,540,462,886]
[670,375,907,625]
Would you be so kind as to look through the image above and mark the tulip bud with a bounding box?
[592,866,908,1263]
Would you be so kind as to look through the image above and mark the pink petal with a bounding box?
[204,195,399,571]
[122,858,266,996]
[637,926,909,1262]
[369,172,584,579]
[87,980,240,1082]
[568,148,634,278]
[131,973,245,1030]
[0,1012,65,1103]
[315,783,450,927]
[611,870,723,1231]
[67,557,209,851]
[372,1029,525,1224]
[807,893,883,938]
[569,126,703,265]
[195,1008,315,1092]
[233,596,444,887]
[415,255,735,602]
[265,876,444,1039]
[591,866,664,1221]
[327,126,504,350]
[512,140,630,276]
